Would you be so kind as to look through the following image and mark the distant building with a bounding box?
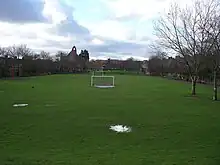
[61,46,79,62]
[59,46,90,72]
[0,57,23,77]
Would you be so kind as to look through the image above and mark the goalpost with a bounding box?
[91,75,115,88]
[91,67,115,88]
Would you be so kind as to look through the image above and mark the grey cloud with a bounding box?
[56,17,91,38]
[88,38,146,53]
[39,35,150,59]
[53,3,91,40]
[0,0,46,23]
[88,37,150,59]
[43,40,70,50]
[43,32,149,58]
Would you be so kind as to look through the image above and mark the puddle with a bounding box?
[13,104,28,107]
[109,125,132,133]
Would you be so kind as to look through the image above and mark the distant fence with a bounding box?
[89,69,144,75]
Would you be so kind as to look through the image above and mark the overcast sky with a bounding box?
[0,0,191,60]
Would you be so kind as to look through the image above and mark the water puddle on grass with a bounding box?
[13,104,28,107]
[109,125,132,133]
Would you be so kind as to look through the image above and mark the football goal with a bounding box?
[91,75,115,88]
[91,70,115,88]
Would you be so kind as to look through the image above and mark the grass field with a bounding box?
[1,74,220,165]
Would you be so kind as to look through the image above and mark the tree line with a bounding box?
[0,45,91,77]
[151,0,220,100]
[0,45,143,78]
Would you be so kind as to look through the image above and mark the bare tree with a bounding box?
[6,45,17,58]
[17,45,33,59]
[39,51,51,60]
[148,49,168,76]
[33,53,40,60]
[154,0,220,95]
[0,47,7,57]
[205,16,220,100]
[148,55,163,75]
[55,51,67,61]
[209,47,220,100]
[6,44,33,59]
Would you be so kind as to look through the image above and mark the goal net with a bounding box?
[91,75,115,88]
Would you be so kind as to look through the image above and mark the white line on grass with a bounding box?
[45,104,57,107]
[13,104,28,107]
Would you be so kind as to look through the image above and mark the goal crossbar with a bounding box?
[91,76,114,78]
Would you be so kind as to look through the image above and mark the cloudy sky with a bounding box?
[0,0,190,60]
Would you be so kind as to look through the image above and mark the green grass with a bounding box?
[0,74,220,165]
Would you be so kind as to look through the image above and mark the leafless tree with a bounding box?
[209,47,220,100]
[33,53,40,60]
[6,45,17,58]
[148,47,168,76]
[17,45,33,59]
[0,47,7,57]
[39,51,51,60]
[55,51,67,61]
[154,0,220,95]
[6,44,33,59]
[205,16,220,100]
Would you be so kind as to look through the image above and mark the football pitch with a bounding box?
[1,74,220,165]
